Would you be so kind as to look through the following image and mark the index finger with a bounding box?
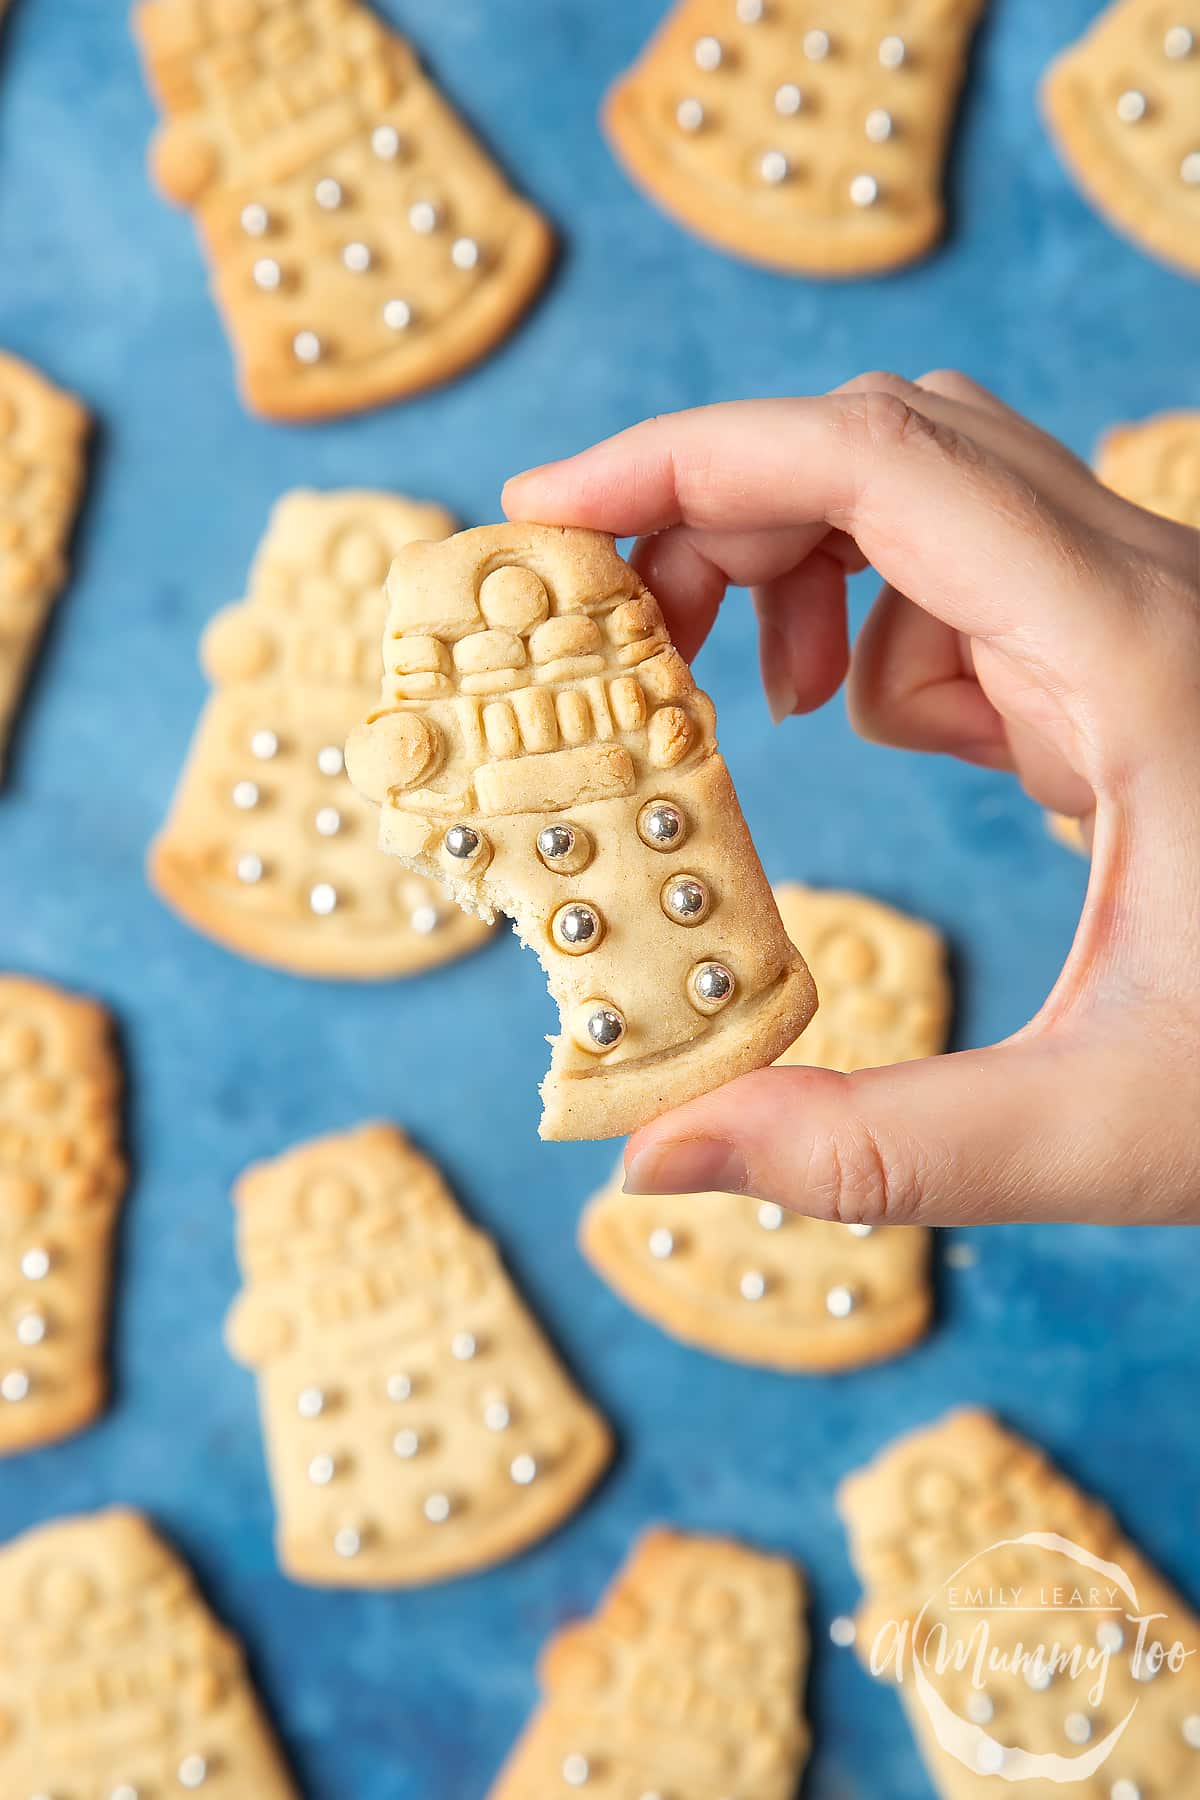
[502,393,1116,653]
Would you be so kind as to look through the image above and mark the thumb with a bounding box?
[620,1039,1155,1227]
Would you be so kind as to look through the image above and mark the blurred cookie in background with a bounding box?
[149,488,494,979]
[1044,0,1200,278]
[225,1122,612,1586]
[0,353,88,784]
[0,975,124,1453]
[582,885,946,1371]
[0,1508,298,1797]
[133,0,553,419]
[605,0,988,274]
[489,1528,809,1800]
[1097,409,1200,527]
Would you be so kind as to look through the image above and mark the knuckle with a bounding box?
[840,388,940,456]
[803,1114,924,1226]
[839,369,915,399]
[917,366,975,398]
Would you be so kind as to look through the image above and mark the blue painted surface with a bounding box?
[0,1,1196,1794]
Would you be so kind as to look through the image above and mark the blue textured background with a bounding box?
[0,1,1197,1794]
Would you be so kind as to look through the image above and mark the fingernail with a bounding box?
[500,465,549,508]
[760,631,799,725]
[623,1140,748,1196]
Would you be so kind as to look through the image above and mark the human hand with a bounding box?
[503,374,1200,1225]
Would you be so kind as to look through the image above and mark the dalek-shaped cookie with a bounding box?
[225,1123,611,1585]
[134,0,552,419]
[150,489,492,979]
[0,352,89,780]
[0,978,125,1455]
[0,1508,297,1797]
[840,1411,1200,1798]
[1044,0,1200,280]
[490,1528,810,1799]
[346,525,816,1140]
[605,0,987,274]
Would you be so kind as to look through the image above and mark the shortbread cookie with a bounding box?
[1044,1,1200,278]
[0,352,89,780]
[346,525,817,1139]
[0,977,125,1454]
[1097,408,1200,526]
[0,1508,297,1796]
[150,489,493,978]
[582,885,942,1369]
[489,1528,810,1800]
[225,1122,612,1586]
[773,883,948,1074]
[134,0,553,420]
[604,0,988,275]
[840,1409,1200,1797]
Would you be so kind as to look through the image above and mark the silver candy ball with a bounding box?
[178,1755,209,1789]
[638,800,684,849]
[693,962,734,1005]
[444,824,481,860]
[585,1005,626,1050]
[662,876,710,924]
[538,824,576,861]
[554,904,602,952]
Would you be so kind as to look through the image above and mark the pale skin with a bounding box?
[503,373,1200,1227]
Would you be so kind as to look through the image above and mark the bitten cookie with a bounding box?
[225,1122,612,1586]
[346,525,817,1140]
[604,0,988,275]
[149,488,493,979]
[133,0,553,420]
[0,352,89,781]
[840,1410,1200,1797]
[1097,408,1200,526]
[1043,1,1200,278]
[582,885,944,1370]
[0,976,125,1453]
[0,1508,297,1796]
[489,1528,810,1799]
